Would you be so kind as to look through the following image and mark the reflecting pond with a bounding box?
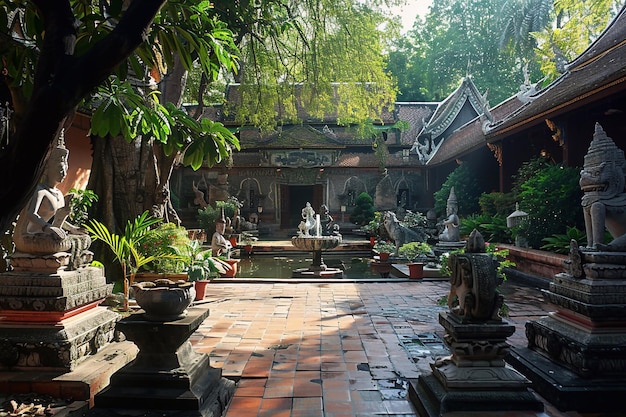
[233,253,388,279]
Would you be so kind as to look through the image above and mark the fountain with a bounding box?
[291,203,343,278]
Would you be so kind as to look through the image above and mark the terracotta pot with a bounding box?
[379,252,390,261]
[221,259,239,277]
[229,237,238,247]
[407,262,424,279]
[369,236,376,246]
[194,280,211,301]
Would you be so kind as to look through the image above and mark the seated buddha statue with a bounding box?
[13,134,91,269]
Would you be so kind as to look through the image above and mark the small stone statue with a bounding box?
[298,202,317,237]
[383,211,424,255]
[579,123,626,251]
[318,204,334,235]
[438,187,460,242]
[211,210,232,258]
[447,230,503,322]
[13,132,91,269]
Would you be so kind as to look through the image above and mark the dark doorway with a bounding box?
[280,184,323,229]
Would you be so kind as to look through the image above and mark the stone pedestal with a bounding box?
[93,306,235,417]
[410,312,543,416]
[0,266,116,370]
[508,250,626,412]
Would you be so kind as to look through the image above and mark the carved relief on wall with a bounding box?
[261,150,339,168]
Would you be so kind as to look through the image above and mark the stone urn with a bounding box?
[131,279,196,321]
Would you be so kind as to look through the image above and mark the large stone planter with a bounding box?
[131,279,195,321]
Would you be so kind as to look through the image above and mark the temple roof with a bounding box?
[484,5,626,140]
[427,95,524,166]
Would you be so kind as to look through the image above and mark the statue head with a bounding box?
[446,187,458,215]
[580,123,626,202]
[44,131,69,185]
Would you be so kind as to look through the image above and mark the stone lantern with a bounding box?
[507,203,528,247]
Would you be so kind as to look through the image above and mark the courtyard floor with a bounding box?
[191,277,575,417]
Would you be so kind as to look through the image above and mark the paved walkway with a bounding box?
[190,279,572,417]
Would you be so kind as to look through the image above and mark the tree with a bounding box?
[0,0,165,235]
[1,0,401,240]
[389,0,529,104]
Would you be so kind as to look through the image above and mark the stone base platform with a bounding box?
[409,372,544,417]
[0,306,119,370]
[508,347,626,413]
[0,340,137,406]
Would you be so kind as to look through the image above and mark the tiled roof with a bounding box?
[395,103,437,146]
[427,95,525,166]
[485,5,626,140]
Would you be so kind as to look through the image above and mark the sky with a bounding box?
[389,0,433,32]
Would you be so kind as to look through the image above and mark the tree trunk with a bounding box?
[0,0,167,236]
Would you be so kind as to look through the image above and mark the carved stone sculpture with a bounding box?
[211,209,232,257]
[383,211,424,255]
[297,202,317,237]
[447,229,503,322]
[438,187,460,242]
[580,123,626,250]
[12,133,91,270]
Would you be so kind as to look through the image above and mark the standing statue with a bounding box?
[13,132,91,270]
[298,202,317,237]
[438,187,460,242]
[211,209,232,258]
[579,123,626,251]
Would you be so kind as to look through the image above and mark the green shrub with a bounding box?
[350,192,375,226]
[516,164,584,249]
[478,192,516,216]
[460,213,512,243]
[434,164,482,216]
[540,226,587,254]
[137,223,191,273]
[198,199,238,237]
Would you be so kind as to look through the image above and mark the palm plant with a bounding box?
[85,211,163,311]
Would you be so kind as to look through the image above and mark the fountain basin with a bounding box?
[291,235,342,251]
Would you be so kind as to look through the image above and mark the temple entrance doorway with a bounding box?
[280,184,323,230]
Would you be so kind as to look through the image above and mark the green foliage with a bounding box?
[540,226,587,254]
[68,189,99,227]
[461,214,512,243]
[85,211,164,309]
[433,164,482,216]
[516,163,584,249]
[438,243,515,281]
[350,192,376,226]
[402,211,427,228]
[478,192,516,216]
[85,211,163,278]
[167,240,226,281]
[197,200,238,237]
[137,223,191,273]
[228,1,399,132]
[374,240,396,254]
[399,241,433,262]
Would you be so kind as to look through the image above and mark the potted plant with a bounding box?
[240,231,258,255]
[373,240,396,261]
[399,241,433,279]
[135,222,191,281]
[169,240,232,300]
[85,211,163,311]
